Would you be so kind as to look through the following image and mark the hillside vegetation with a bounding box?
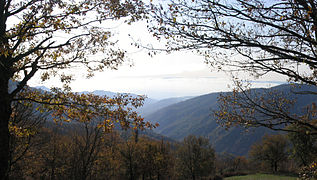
[144,84,317,155]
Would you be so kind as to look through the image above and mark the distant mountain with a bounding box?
[8,80,19,93]
[34,86,51,92]
[138,96,193,117]
[144,84,317,156]
[33,87,158,107]
[80,90,158,107]
[32,86,174,141]
[80,90,117,97]
[77,90,195,115]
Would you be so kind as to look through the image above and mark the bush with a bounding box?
[299,161,317,180]
[211,174,224,180]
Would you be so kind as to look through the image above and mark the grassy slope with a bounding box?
[224,173,298,180]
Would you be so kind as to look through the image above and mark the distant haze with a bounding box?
[28,22,287,99]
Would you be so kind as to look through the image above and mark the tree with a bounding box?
[149,0,317,84]
[93,131,123,180]
[118,137,142,180]
[232,156,249,173]
[215,152,248,176]
[147,3,317,173]
[8,125,74,179]
[148,1,317,176]
[176,135,215,180]
[0,0,155,178]
[137,138,174,180]
[67,120,104,180]
[8,98,48,178]
[288,124,317,166]
[212,81,317,136]
[148,0,317,132]
[249,134,289,173]
[215,152,236,176]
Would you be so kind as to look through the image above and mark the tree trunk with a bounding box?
[274,161,278,172]
[129,156,134,180]
[0,0,11,176]
[0,75,11,180]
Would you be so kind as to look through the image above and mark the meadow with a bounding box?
[224,173,298,180]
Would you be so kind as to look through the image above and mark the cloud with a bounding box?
[115,68,221,80]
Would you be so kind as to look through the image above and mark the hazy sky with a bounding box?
[29,21,287,99]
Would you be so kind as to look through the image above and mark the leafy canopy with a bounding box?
[1,0,157,132]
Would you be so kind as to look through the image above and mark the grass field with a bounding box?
[224,173,298,180]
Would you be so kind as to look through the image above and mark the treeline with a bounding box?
[8,101,216,179]
[248,133,317,179]
[219,134,317,177]
[8,102,317,180]
[9,124,216,179]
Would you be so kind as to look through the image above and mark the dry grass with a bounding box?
[224,173,298,180]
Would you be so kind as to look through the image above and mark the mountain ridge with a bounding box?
[144,84,317,155]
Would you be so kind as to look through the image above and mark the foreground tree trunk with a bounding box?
[0,1,10,178]
[0,73,11,180]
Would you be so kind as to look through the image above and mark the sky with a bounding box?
[29,21,287,100]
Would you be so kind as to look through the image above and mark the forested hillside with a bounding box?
[138,96,193,117]
[144,84,317,155]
